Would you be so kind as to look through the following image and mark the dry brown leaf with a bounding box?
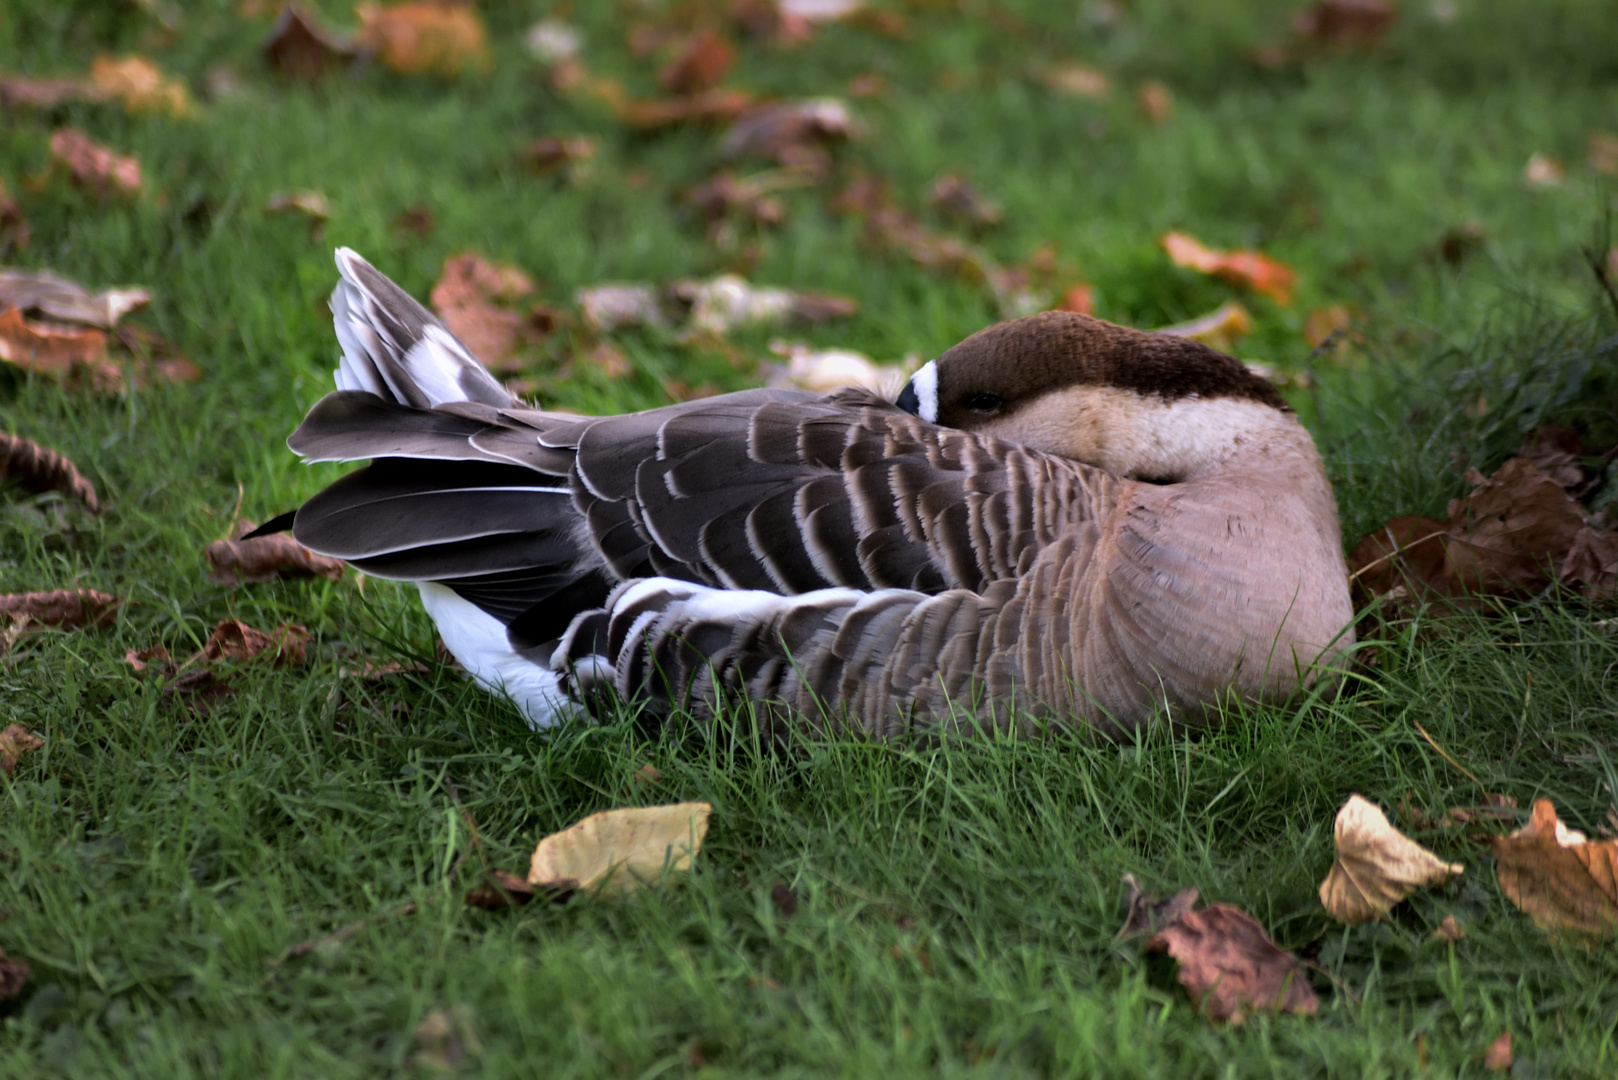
[123,645,173,672]
[1590,132,1618,177]
[0,433,101,513]
[1291,0,1397,48]
[409,1007,481,1072]
[1319,795,1463,924]
[0,180,29,255]
[1303,304,1362,352]
[191,619,311,668]
[263,3,357,81]
[265,190,331,223]
[1136,80,1172,123]
[1431,914,1466,942]
[0,269,149,329]
[49,128,141,196]
[0,724,43,776]
[633,763,663,788]
[770,881,798,919]
[1146,904,1319,1023]
[205,519,345,585]
[528,802,711,896]
[722,99,856,168]
[0,307,114,382]
[520,136,596,175]
[1162,232,1297,305]
[618,87,755,130]
[1115,874,1199,938]
[392,205,435,238]
[0,73,100,108]
[927,173,1002,231]
[1523,154,1564,189]
[1483,1030,1512,1072]
[1350,458,1592,604]
[0,590,121,629]
[1492,798,1618,936]
[464,868,552,910]
[765,341,908,397]
[674,275,857,336]
[356,2,491,78]
[1043,64,1110,98]
[0,949,28,1001]
[89,55,192,117]
[1157,301,1254,352]
[429,252,537,372]
[1517,425,1585,491]
[1560,527,1618,598]
[658,29,735,95]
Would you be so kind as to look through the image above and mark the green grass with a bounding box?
[3,0,1618,1075]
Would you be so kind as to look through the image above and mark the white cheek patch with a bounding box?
[912,360,939,424]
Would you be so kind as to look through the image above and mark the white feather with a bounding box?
[418,582,582,729]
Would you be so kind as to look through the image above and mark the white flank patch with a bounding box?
[418,582,582,730]
[911,359,939,423]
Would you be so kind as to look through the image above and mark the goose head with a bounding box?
[896,311,1294,482]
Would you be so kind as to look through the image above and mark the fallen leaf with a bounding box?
[731,0,817,47]
[1157,301,1254,352]
[1043,64,1110,98]
[674,275,857,336]
[520,136,596,175]
[1523,153,1564,189]
[391,205,435,237]
[1147,904,1319,1023]
[49,128,142,196]
[1303,305,1362,352]
[0,307,117,384]
[1483,1030,1512,1072]
[0,949,28,1001]
[123,645,173,672]
[1162,232,1296,304]
[0,73,100,108]
[1291,0,1397,48]
[770,882,798,919]
[525,19,582,64]
[0,433,101,513]
[581,343,630,379]
[356,2,490,77]
[429,252,537,372]
[846,72,885,97]
[263,3,357,81]
[1319,794,1463,924]
[633,763,663,787]
[0,268,149,329]
[0,180,29,254]
[1434,221,1487,266]
[528,802,711,896]
[1135,80,1172,123]
[682,171,795,242]
[464,868,550,909]
[265,190,331,224]
[1492,798,1618,935]
[0,724,43,776]
[409,1007,482,1072]
[658,29,735,95]
[780,0,864,20]
[88,54,192,117]
[1056,283,1096,316]
[1518,425,1585,491]
[927,173,1002,231]
[190,619,311,668]
[1350,458,1591,604]
[204,519,345,585]
[831,173,1011,307]
[1590,132,1618,177]
[722,98,856,169]
[1443,792,1519,828]
[1431,914,1466,942]
[1115,873,1199,938]
[0,590,121,629]
[1559,526,1618,598]
[765,340,909,397]
[576,283,665,331]
[617,87,754,130]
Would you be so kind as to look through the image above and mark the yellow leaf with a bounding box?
[89,55,192,117]
[1492,798,1618,936]
[529,802,711,897]
[1319,794,1462,923]
[356,2,490,78]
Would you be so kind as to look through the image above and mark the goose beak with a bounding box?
[896,359,938,422]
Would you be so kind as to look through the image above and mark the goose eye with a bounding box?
[963,392,1005,414]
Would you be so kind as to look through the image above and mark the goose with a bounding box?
[267,249,1355,737]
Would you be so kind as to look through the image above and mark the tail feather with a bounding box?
[330,248,513,409]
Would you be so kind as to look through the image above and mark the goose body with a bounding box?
[281,250,1354,736]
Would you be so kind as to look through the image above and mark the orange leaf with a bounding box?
[1483,1030,1512,1071]
[191,619,311,668]
[429,252,537,372]
[1492,799,1618,936]
[49,128,141,196]
[658,29,735,95]
[89,55,192,117]
[0,308,115,382]
[1135,80,1172,123]
[1146,904,1319,1023]
[1161,231,1296,304]
[356,2,490,77]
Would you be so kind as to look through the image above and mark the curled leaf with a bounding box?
[49,128,141,196]
[1161,231,1296,304]
[528,802,711,896]
[263,3,357,81]
[0,433,101,513]
[429,252,538,372]
[0,268,149,329]
[0,724,43,776]
[89,55,192,117]
[0,307,112,382]
[658,29,734,95]
[764,340,909,397]
[204,519,345,585]
[1147,904,1319,1023]
[356,2,491,77]
[191,619,311,667]
[1319,795,1463,924]
[1115,873,1199,938]
[1492,798,1618,936]
[0,590,121,628]
[1157,301,1253,352]
[1291,0,1397,49]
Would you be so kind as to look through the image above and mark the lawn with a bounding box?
[2,0,1618,1076]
